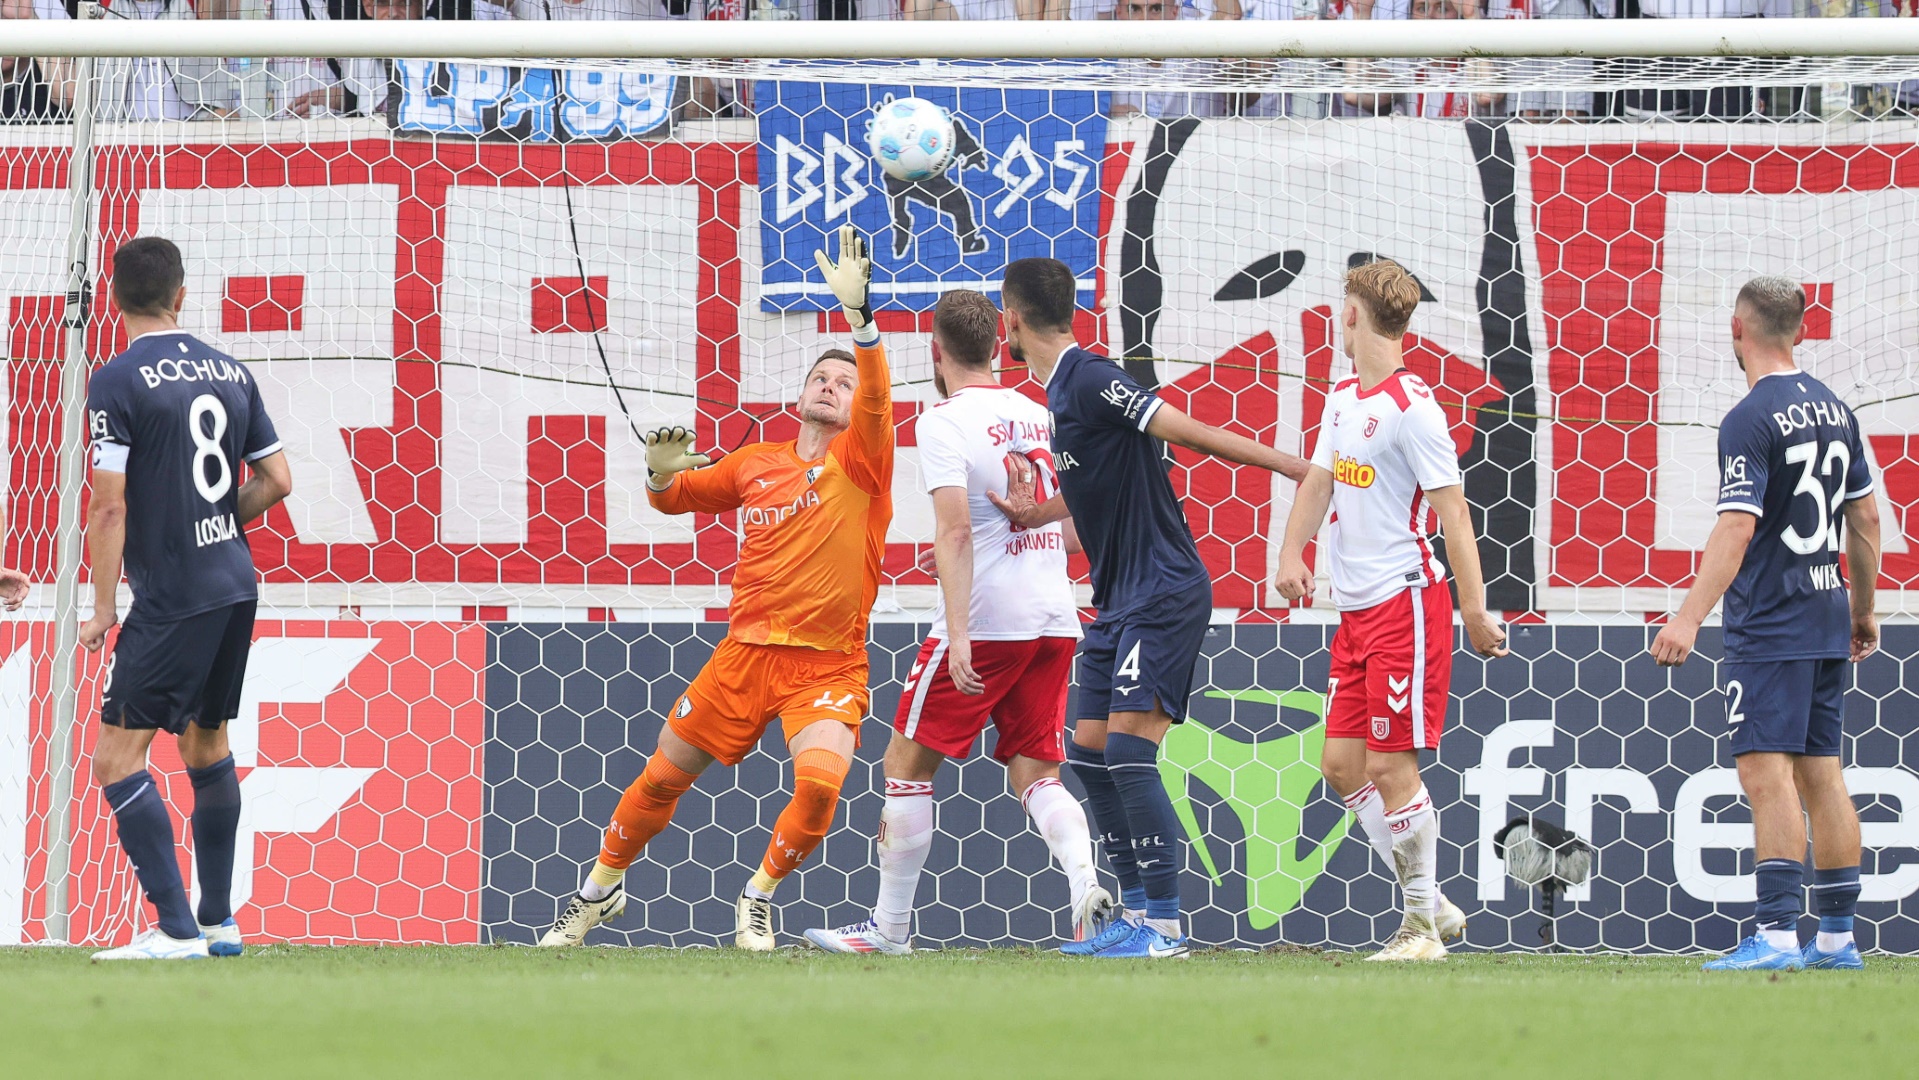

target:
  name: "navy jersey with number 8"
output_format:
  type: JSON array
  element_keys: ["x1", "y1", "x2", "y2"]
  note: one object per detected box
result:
[
  {"x1": 1714, "y1": 369, "x2": 1874, "y2": 661},
  {"x1": 86, "y1": 330, "x2": 282, "y2": 622}
]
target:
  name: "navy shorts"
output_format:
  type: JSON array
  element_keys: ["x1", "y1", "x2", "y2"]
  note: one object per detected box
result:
[
  {"x1": 101, "y1": 601, "x2": 257, "y2": 735},
  {"x1": 1721, "y1": 657, "x2": 1847, "y2": 757},
  {"x1": 1074, "y1": 586, "x2": 1212, "y2": 723}
]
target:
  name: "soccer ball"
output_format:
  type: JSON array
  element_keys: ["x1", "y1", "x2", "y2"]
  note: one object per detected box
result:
[{"x1": 865, "y1": 97, "x2": 957, "y2": 183}]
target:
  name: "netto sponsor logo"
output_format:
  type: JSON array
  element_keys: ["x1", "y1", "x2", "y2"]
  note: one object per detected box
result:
[{"x1": 1334, "y1": 455, "x2": 1376, "y2": 488}]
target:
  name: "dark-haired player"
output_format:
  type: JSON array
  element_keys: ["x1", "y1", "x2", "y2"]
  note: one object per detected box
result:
[
  {"x1": 991, "y1": 258, "x2": 1311, "y2": 959},
  {"x1": 82, "y1": 236, "x2": 293, "y2": 961},
  {"x1": 1652, "y1": 276, "x2": 1880, "y2": 972}
]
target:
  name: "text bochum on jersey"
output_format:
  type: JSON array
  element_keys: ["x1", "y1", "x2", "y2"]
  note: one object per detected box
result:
[
  {"x1": 1715, "y1": 370, "x2": 1874, "y2": 662},
  {"x1": 87, "y1": 331, "x2": 282, "y2": 622}
]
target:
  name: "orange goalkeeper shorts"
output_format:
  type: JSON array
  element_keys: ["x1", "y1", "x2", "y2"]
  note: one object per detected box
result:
[{"x1": 666, "y1": 636, "x2": 870, "y2": 766}]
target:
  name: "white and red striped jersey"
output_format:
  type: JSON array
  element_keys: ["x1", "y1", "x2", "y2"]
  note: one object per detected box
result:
[
  {"x1": 916, "y1": 385, "x2": 1082, "y2": 642},
  {"x1": 1309, "y1": 369, "x2": 1463, "y2": 612}
]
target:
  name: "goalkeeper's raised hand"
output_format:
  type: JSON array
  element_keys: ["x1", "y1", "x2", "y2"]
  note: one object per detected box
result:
[
  {"x1": 644, "y1": 426, "x2": 711, "y2": 491},
  {"x1": 813, "y1": 222, "x2": 874, "y2": 336}
]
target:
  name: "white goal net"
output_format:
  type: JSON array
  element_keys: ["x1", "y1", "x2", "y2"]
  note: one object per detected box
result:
[{"x1": 3, "y1": 19, "x2": 1919, "y2": 953}]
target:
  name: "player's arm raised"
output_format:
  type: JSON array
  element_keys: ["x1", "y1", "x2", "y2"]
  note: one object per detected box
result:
[
  {"x1": 1273, "y1": 465, "x2": 1334, "y2": 604},
  {"x1": 1844, "y1": 492, "x2": 1882, "y2": 662},
  {"x1": 1146, "y1": 404, "x2": 1312, "y2": 483},
  {"x1": 1425, "y1": 484, "x2": 1508, "y2": 659},
  {"x1": 816, "y1": 223, "x2": 894, "y2": 496}
]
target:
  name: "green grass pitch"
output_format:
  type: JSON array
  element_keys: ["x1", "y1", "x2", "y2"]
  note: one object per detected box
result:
[{"x1": 3, "y1": 946, "x2": 1914, "y2": 1078}]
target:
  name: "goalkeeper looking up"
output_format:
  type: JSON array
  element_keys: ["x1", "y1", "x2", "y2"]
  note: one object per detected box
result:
[{"x1": 541, "y1": 225, "x2": 894, "y2": 951}]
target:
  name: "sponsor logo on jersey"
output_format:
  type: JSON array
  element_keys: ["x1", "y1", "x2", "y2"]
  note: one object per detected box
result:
[
  {"x1": 740, "y1": 489, "x2": 821, "y2": 528},
  {"x1": 1099, "y1": 379, "x2": 1149, "y2": 423},
  {"x1": 1406, "y1": 377, "x2": 1432, "y2": 399},
  {"x1": 1333, "y1": 455, "x2": 1377, "y2": 488}
]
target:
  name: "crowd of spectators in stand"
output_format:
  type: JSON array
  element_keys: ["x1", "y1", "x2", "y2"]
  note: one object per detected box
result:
[{"x1": 0, "y1": 0, "x2": 1911, "y2": 123}]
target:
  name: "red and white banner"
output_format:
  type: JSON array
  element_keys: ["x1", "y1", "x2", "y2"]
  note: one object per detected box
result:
[
  {"x1": 0, "y1": 620, "x2": 483, "y2": 945},
  {"x1": 6, "y1": 118, "x2": 1919, "y2": 614}
]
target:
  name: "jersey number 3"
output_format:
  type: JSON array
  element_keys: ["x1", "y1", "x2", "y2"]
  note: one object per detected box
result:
[
  {"x1": 190, "y1": 394, "x2": 232, "y2": 504},
  {"x1": 1781, "y1": 439, "x2": 1849, "y2": 555}
]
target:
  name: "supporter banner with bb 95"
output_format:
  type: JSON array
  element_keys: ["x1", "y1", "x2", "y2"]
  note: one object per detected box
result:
[{"x1": 8, "y1": 120, "x2": 1919, "y2": 609}]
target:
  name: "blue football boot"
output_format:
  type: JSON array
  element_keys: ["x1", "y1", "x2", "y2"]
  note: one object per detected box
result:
[
  {"x1": 1702, "y1": 935, "x2": 1806, "y2": 972},
  {"x1": 1093, "y1": 922, "x2": 1190, "y2": 960},
  {"x1": 1060, "y1": 913, "x2": 1136, "y2": 957},
  {"x1": 1801, "y1": 940, "x2": 1865, "y2": 970}
]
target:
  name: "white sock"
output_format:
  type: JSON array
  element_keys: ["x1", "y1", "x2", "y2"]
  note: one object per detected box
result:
[
  {"x1": 1761, "y1": 929, "x2": 1800, "y2": 951},
  {"x1": 872, "y1": 779, "x2": 934, "y2": 944},
  {"x1": 1145, "y1": 916, "x2": 1182, "y2": 938},
  {"x1": 580, "y1": 879, "x2": 615, "y2": 902},
  {"x1": 1343, "y1": 782, "x2": 1396, "y2": 867},
  {"x1": 1384, "y1": 785, "x2": 1438, "y2": 920},
  {"x1": 1022, "y1": 777, "x2": 1098, "y2": 910},
  {"x1": 1817, "y1": 930, "x2": 1853, "y2": 952}
]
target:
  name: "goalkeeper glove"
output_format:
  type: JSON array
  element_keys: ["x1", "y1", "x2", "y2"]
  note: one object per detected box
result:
[
  {"x1": 644, "y1": 426, "x2": 711, "y2": 491},
  {"x1": 813, "y1": 222, "x2": 874, "y2": 334}
]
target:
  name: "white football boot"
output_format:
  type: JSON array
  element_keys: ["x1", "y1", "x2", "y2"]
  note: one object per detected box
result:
[
  {"x1": 735, "y1": 892, "x2": 777, "y2": 952},
  {"x1": 1071, "y1": 884, "x2": 1117, "y2": 944},
  {"x1": 199, "y1": 918, "x2": 244, "y2": 957},
  {"x1": 802, "y1": 919, "x2": 911, "y2": 955},
  {"x1": 91, "y1": 929, "x2": 210, "y2": 962},
  {"x1": 1434, "y1": 893, "x2": 1466, "y2": 944},
  {"x1": 1366, "y1": 912, "x2": 1448, "y2": 963},
  {"x1": 538, "y1": 885, "x2": 626, "y2": 947}
]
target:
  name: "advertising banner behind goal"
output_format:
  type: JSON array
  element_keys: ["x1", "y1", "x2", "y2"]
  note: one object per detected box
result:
[{"x1": 5, "y1": 113, "x2": 1919, "y2": 950}]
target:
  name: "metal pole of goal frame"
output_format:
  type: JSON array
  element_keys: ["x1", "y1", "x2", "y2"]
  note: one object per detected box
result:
[{"x1": 42, "y1": 1, "x2": 102, "y2": 947}]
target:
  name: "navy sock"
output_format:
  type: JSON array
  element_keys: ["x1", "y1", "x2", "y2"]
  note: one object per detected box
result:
[
  {"x1": 102, "y1": 771, "x2": 196, "y2": 940},
  {"x1": 1754, "y1": 858, "x2": 1805, "y2": 933},
  {"x1": 1812, "y1": 865, "x2": 1861, "y2": 934},
  {"x1": 188, "y1": 755, "x2": 242, "y2": 927},
  {"x1": 1104, "y1": 732, "x2": 1183, "y2": 920},
  {"x1": 1066, "y1": 741, "x2": 1142, "y2": 897}
]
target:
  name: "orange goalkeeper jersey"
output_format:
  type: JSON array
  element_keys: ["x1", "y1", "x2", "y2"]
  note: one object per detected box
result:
[{"x1": 649, "y1": 340, "x2": 894, "y2": 654}]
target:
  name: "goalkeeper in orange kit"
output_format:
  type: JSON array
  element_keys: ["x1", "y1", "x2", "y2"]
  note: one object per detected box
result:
[{"x1": 540, "y1": 225, "x2": 893, "y2": 950}]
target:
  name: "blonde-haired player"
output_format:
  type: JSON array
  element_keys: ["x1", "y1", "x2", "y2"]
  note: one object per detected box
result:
[
  {"x1": 540, "y1": 225, "x2": 893, "y2": 950},
  {"x1": 1273, "y1": 258, "x2": 1508, "y2": 962}
]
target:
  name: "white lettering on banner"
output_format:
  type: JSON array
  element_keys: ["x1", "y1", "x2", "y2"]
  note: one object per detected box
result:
[
  {"x1": 248, "y1": 359, "x2": 395, "y2": 546},
  {"x1": 991, "y1": 134, "x2": 1045, "y2": 219},
  {"x1": 1469, "y1": 721, "x2": 1919, "y2": 907},
  {"x1": 1562, "y1": 768, "x2": 1662, "y2": 902},
  {"x1": 1046, "y1": 140, "x2": 1091, "y2": 211},
  {"x1": 775, "y1": 135, "x2": 823, "y2": 223},
  {"x1": 821, "y1": 133, "x2": 869, "y2": 221},
  {"x1": 1461, "y1": 719, "x2": 1552, "y2": 902},
  {"x1": 194, "y1": 638, "x2": 381, "y2": 918},
  {"x1": 1673, "y1": 766, "x2": 1919, "y2": 904}
]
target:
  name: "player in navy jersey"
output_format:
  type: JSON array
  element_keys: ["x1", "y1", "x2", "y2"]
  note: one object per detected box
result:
[
  {"x1": 990, "y1": 258, "x2": 1311, "y2": 959},
  {"x1": 78, "y1": 238, "x2": 293, "y2": 961},
  {"x1": 1651, "y1": 276, "x2": 1880, "y2": 972}
]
